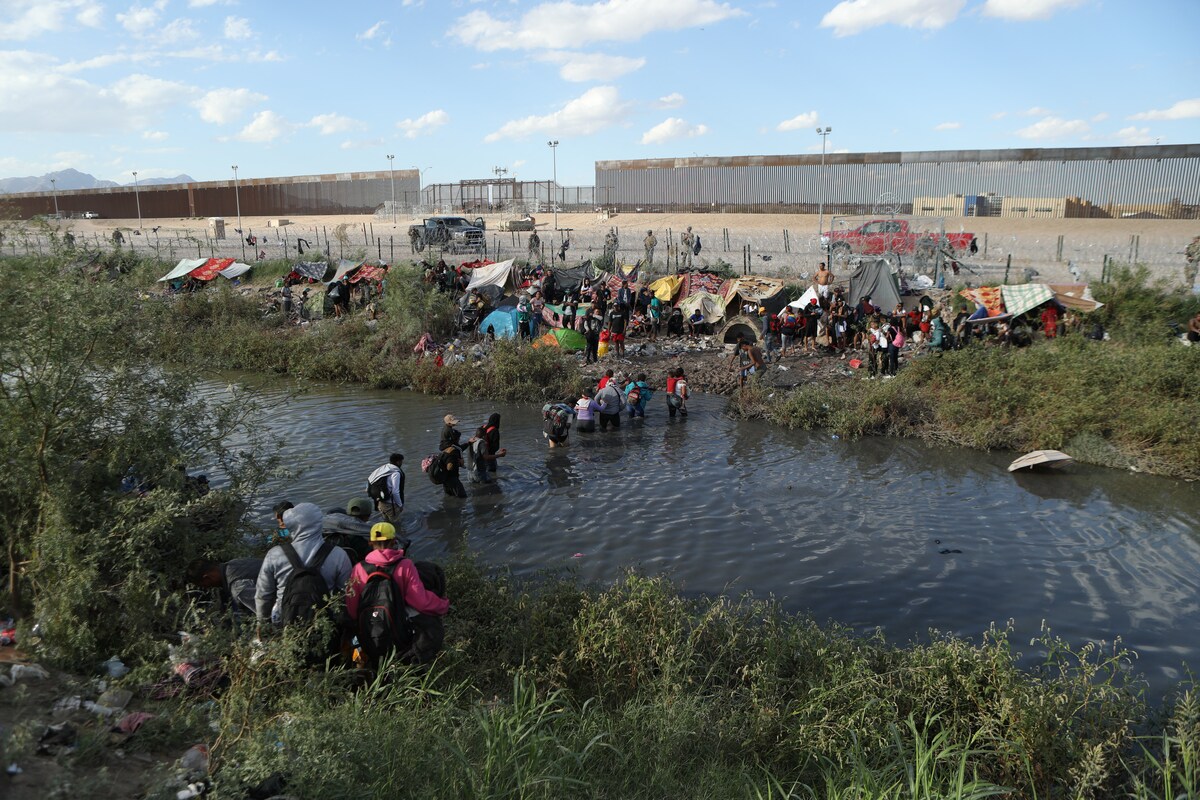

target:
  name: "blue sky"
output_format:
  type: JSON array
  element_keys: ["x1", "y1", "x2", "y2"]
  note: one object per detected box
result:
[{"x1": 2, "y1": 0, "x2": 1198, "y2": 187}]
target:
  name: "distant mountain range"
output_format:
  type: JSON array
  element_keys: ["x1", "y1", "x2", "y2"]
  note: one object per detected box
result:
[{"x1": 0, "y1": 169, "x2": 196, "y2": 195}]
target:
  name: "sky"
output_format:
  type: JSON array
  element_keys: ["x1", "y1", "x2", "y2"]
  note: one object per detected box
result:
[{"x1": 2, "y1": 0, "x2": 1198, "y2": 187}]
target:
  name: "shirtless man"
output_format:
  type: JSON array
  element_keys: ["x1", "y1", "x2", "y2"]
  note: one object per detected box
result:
[
  {"x1": 1187, "y1": 310, "x2": 1200, "y2": 343},
  {"x1": 735, "y1": 340, "x2": 765, "y2": 389},
  {"x1": 813, "y1": 261, "x2": 834, "y2": 299}
]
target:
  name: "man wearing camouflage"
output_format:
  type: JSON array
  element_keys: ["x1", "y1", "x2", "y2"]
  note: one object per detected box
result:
[
  {"x1": 603, "y1": 227, "x2": 619, "y2": 263},
  {"x1": 643, "y1": 230, "x2": 657, "y2": 268},
  {"x1": 528, "y1": 230, "x2": 541, "y2": 266},
  {"x1": 681, "y1": 226, "x2": 695, "y2": 269},
  {"x1": 1185, "y1": 235, "x2": 1200, "y2": 290}
]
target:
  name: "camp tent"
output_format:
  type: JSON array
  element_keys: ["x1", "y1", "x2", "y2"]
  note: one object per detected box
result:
[
  {"x1": 533, "y1": 328, "x2": 587, "y2": 351},
  {"x1": 723, "y1": 276, "x2": 786, "y2": 318},
  {"x1": 847, "y1": 259, "x2": 902, "y2": 312},
  {"x1": 647, "y1": 275, "x2": 682, "y2": 302},
  {"x1": 959, "y1": 286, "x2": 1006, "y2": 318},
  {"x1": 466, "y1": 259, "x2": 519, "y2": 292},
  {"x1": 351, "y1": 264, "x2": 387, "y2": 283},
  {"x1": 158, "y1": 258, "x2": 207, "y2": 282},
  {"x1": 219, "y1": 262, "x2": 252, "y2": 280},
  {"x1": 677, "y1": 291, "x2": 726, "y2": 328},
  {"x1": 551, "y1": 260, "x2": 606, "y2": 295},
  {"x1": 479, "y1": 307, "x2": 520, "y2": 338},
  {"x1": 293, "y1": 261, "x2": 329, "y2": 281},
  {"x1": 1047, "y1": 283, "x2": 1104, "y2": 313},
  {"x1": 158, "y1": 257, "x2": 250, "y2": 283},
  {"x1": 329, "y1": 259, "x2": 361, "y2": 284}
]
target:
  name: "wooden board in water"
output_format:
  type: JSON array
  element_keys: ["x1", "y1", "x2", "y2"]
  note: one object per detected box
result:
[{"x1": 1007, "y1": 450, "x2": 1074, "y2": 472}]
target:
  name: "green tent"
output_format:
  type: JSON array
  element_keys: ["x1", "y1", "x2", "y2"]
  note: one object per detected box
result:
[{"x1": 534, "y1": 328, "x2": 587, "y2": 351}]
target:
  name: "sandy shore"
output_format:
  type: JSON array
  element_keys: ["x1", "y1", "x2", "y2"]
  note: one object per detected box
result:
[{"x1": 22, "y1": 210, "x2": 1200, "y2": 286}]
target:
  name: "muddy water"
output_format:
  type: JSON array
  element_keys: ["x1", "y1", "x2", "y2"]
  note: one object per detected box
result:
[{"x1": 219, "y1": 378, "x2": 1200, "y2": 697}]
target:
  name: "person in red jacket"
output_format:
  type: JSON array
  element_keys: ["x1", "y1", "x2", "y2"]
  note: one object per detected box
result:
[{"x1": 346, "y1": 523, "x2": 449, "y2": 623}]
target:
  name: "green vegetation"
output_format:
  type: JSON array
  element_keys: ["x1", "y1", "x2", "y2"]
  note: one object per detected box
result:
[{"x1": 734, "y1": 267, "x2": 1200, "y2": 480}]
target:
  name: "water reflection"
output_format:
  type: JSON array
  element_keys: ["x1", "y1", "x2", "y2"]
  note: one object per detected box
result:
[{"x1": 207, "y1": 376, "x2": 1200, "y2": 698}]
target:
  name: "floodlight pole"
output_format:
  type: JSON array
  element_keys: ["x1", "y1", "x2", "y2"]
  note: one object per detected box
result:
[
  {"x1": 547, "y1": 140, "x2": 559, "y2": 232},
  {"x1": 50, "y1": 178, "x2": 59, "y2": 217},
  {"x1": 816, "y1": 126, "x2": 832, "y2": 239},
  {"x1": 387, "y1": 154, "x2": 396, "y2": 225},
  {"x1": 231, "y1": 165, "x2": 242, "y2": 233},
  {"x1": 132, "y1": 171, "x2": 142, "y2": 232}
]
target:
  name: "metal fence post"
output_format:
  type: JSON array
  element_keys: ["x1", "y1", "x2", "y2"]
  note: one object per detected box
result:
[{"x1": 1004, "y1": 254, "x2": 1012, "y2": 284}]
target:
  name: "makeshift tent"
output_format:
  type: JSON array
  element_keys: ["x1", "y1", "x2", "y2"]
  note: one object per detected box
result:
[
  {"x1": 158, "y1": 258, "x2": 207, "y2": 282},
  {"x1": 293, "y1": 261, "x2": 329, "y2": 281},
  {"x1": 959, "y1": 286, "x2": 1005, "y2": 318},
  {"x1": 219, "y1": 262, "x2": 252, "y2": 280},
  {"x1": 460, "y1": 283, "x2": 505, "y2": 310},
  {"x1": 189, "y1": 258, "x2": 236, "y2": 281},
  {"x1": 723, "y1": 276, "x2": 787, "y2": 317},
  {"x1": 351, "y1": 264, "x2": 387, "y2": 283},
  {"x1": 479, "y1": 307, "x2": 520, "y2": 338},
  {"x1": 533, "y1": 328, "x2": 587, "y2": 351},
  {"x1": 1001, "y1": 283, "x2": 1055, "y2": 318},
  {"x1": 789, "y1": 286, "x2": 820, "y2": 309},
  {"x1": 329, "y1": 259, "x2": 361, "y2": 284},
  {"x1": 677, "y1": 291, "x2": 726, "y2": 327},
  {"x1": 847, "y1": 259, "x2": 903, "y2": 312},
  {"x1": 675, "y1": 270, "x2": 728, "y2": 304},
  {"x1": 550, "y1": 261, "x2": 605, "y2": 295},
  {"x1": 1047, "y1": 283, "x2": 1104, "y2": 313},
  {"x1": 466, "y1": 259, "x2": 519, "y2": 292},
  {"x1": 459, "y1": 259, "x2": 496, "y2": 270},
  {"x1": 647, "y1": 275, "x2": 682, "y2": 302}
]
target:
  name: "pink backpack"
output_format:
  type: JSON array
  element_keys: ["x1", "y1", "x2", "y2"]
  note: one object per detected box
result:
[{"x1": 892, "y1": 329, "x2": 906, "y2": 348}]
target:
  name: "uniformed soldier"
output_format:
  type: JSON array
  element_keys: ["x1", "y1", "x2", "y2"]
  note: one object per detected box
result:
[
  {"x1": 681, "y1": 226, "x2": 694, "y2": 269},
  {"x1": 1185, "y1": 235, "x2": 1200, "y2": 289},
  {"x1": 643, "y1": 229, "x2": 657, "y2": 267},
  {"x1": 528, "y1": 230, "x2": 541, "y2": 265}
]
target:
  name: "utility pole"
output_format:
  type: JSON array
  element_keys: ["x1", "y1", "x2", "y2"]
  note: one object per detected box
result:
[
  {"x1": 50, "y1": 178, "x2": 59, "y2": 217},
  {"x1": 547, "y1": 140, "x2": 559, "y2": 232},
  {"x1": 132, "y1": 171, "x2": 142, "y2": 231},
  {"x1": 386, "y1": 154, "x2": 396, "y2": 225},
  {"x1": 231, "y1": 165, "x2": 242, "y2": 233},
  {"x1": 816, "y1": 126, "x2": 832, "y2": 239}
]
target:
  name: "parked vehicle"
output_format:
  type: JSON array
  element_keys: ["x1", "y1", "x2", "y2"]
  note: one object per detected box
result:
[
  {"x1": 407, "y1": 216, "x2": 485, "y2": 253},
  {"x1": 820, "y1": 218, "x2": 976, "y2": 267},
  {"x1": 83, "y1": 211, "x2": 101, "y2": 219}
]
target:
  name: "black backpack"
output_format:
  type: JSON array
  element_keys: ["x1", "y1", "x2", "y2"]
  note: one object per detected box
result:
[
  {"x1": 367, "y1": 472, "x2": 390, "y2": 504},
  {"x1": 692, "y1": 236, "x2": 702, "y2": 256},
  {"x1": 279, "y1": 541, "x2": 335, "y2": 626},
  {"x1": 356, "y1": 561, "x2": 414, "y2": 663}
]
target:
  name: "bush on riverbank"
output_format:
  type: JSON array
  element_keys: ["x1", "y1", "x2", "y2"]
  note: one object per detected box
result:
[{"x1": 203, "y1": 564, "x2": 1195, "y2": 799}]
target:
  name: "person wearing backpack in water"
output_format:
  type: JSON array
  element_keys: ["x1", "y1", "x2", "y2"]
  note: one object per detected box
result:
[
  {"x1": 467, "y1": 424, "x2": 506, "y2": 484},
  {"x1": 623, "y1": 373, "x2": 654, "y2": 419},
  {"x1": 255, "y1": 502, "x2": 353, "y2": 628},
  {"x1": 366, "y1": 453, "x2": 405, "y2": 523},
  {"x1": 437, "y1": 430, "x2": 467, "y2": 497},
  {"x1": 346, "y1": 522, "x2": 449, "y2": 668}
]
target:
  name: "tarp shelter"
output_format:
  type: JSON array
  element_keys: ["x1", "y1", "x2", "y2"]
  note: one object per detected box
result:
[
  {"x1": 959, "y1": 286, "x2": 1006, "y2": 318},
  {"x1": 723, "y1": 276, "x2": 786, "y2": 317},
  {"x1": 533, "y1": 328, "x2": 586, "y2": 351},
  {"x1": 218, "y1": 262, "x2": 252, "y2": 280},
  {"x1": 466, "y1": 259, "x2": 519, "y2": 292},
  {"x1": 847, "y1": 259, "x2": 903, "y2": 312},
  {"x1": 351, "y1": 264, "x2": 387, "y2": 283},
  {"x1": 789, "y1": 286, "x2": 820, "y2": 309},
  {"x1": 158, "y1": 258, "x2": 207, "y2": 282},
  {"x1": 677, "y1": 291, "x2": 726, "y2": 327},
  {"x1": 1001, "y1": 283, "x2": 1055, "y2": 318},
  {"x1": 329, "y1": 259, "x2": 361, "y2": 284},
  {"x1": 188, "y1": 258, "x2": 236, "y2": 282},
  {"x1": 1047, "y1": 283, "x2": 1104, "y2": 313},
  {"x1": 648, "y1": 275, "x2": 682, "y2": 302},
  {"x1": 550, "y1": 261, "x2": 605, "y2": 295},
  {"x1": 479, "y1": 307, "x2": 520, "y2": 338},
  {"x1": 293, "y1": 261, "x2": 329, "y2": 281},
  {"x1": 675, "y1": 270, "x2": 727, "y2": 304},
  {"x1": 461, "y1": 284, "x2": 505, "y2": 310}
]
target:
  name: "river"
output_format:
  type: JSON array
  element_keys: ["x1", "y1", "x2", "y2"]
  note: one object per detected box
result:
[{"x1": 221, "y1": 378, "x2": 1200, "y2": 699}]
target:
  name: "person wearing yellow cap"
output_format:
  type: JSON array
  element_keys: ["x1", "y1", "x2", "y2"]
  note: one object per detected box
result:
[{"x1": 346, "y1": 522, "x2": 449, "y2": 666}]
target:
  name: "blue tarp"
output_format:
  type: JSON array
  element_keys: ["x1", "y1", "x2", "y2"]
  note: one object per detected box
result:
[{"x1": 480, "y1": 308, "x2": 520, "y2": 338}]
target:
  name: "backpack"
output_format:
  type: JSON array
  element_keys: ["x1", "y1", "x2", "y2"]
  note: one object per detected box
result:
[
  {"x1": 279, "y1": 541, "x2": 335, "y2": 626},
  {"x1": 428, "y1": 453, "x2": 447, "y2": 485},
  {"x1": 626, "y1": 386, "x2": 642, "y2": 405},
  {"x1": 692, "y1": 236, "x2": 702, "y2": 256},
  {"x1": 542, "y1": 404, "x2": 570, "y2": 436},
  {"x1": 367, "y1": 472, "x2": 390, "y2": 505},
  {"x1": 356, "y1": 561, "x2": 413, "y2": 664}
]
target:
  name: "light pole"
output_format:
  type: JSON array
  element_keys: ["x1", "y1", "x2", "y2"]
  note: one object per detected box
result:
[
  {"x1": 547, "y1": 140, "x2": 559, "y2": 231},
  {"x1": 386, "y1": 154, "x2": 396, "y2": 224},
  {"x1": 50, "y1": 178, "x2": 59, "y2": 217},
  {"x1": 816, "y1": 126, "x2": 831, "y2": 239},
  {"x1": 131, "y1": 171, "x2": 142, "y2": 231},
  {"x1": 231, "y1": 165, "x2": 242, "y2": 234}
]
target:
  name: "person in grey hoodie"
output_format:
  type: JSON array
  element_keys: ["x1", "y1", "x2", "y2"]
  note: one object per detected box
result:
[{"x1": 255, "y1": 502, "x2": 353, "y2": 626}]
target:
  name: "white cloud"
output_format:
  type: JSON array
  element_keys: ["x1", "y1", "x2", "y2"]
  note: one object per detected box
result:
[
  {"x1": 308, "y1": 113, "x2": 365, "y2": 135},
  {"x1": 657, "y1": 92, "x2": 685, "y2": 109},
  {"x1": 160, "y1": 17, "x2": 199, "y2": 43},
  {"x1": 193, "y1": 87, "x2": 268, "y2": 125},
  {"x1": 484, "y1": 86, "x2": 630, "y2": 142},
  {"x1": 0, "y1": 0, "x2": 103, "y2": 40},
  {"x1": 640, "y1": 117, "x2": 708, "y2": 145},
  {"x1": 116, "y1": 0, "x2": 166, "y2": 35},
  {"x1": 1129, "y1": 98, "x2": 1200, "y2": 121},
  {"x1": 1015, "y1": 116, "x2": 1090, "y2": 139},
  {"x1": 1114, "y1": 126, "x2": 1154, "y2": 146},
  {"x1": 982, "y1": 0, "x2": 1085, "y2": 21},
  {"x1": 234, "y1": 110, "x2": 291, "y2": 143},
  {"x1": 1090, "y1": 112, "x2": 1109, "y2": 123},
  {"x1": 357, "y1": 21, "x2": 388, "y2": 40},
  {"x1": 776, "y1": 111, "x2": 819, "y2": 132},
  {"x1": 512, "y1": 159, "x2": 527, "y2": 169},
  {"x1": 114, "y1": 73, "x2": 193, "y2": 109},
  {"x1": 143, "y1": 130, "x2": 169, "y2": 141},
  {"x1": 820, "y1": 0, "x2": 965, "y2": 37},
  {"x1": 396, "y1": 109, "x2": 450, "y2": 139},
  {"x1": 538, "y1": 51, "x2": 646, "y2": 82},
  {"x1": 224, "y1": 16, "x2": 252, "y2": 39},
  {"x1": 990, "y1": 111, "x2": 1007, "y2": 120},
  {"x1": 934, "y1": 121, "x2": 960, "y2": 130},
  {"x1": 453, "y1": 0, "x2": 744, "y2": 51},
  {"x1": 188, "y1": 0, "x2": 234, "y2": 6},
  {"x1": 1021, "y1": 105, "x2": 1052, "y2": 116},
  {"x1": 246, "y1": 50, "x2": 284, "y2": 63}
]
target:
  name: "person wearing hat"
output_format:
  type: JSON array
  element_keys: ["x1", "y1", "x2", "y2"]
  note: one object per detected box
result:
[
  {"x1": 345, "y1": 522, "x2": 450, "y2": 664},
  {"x1": 322, "y1": 496, "x2": 376, "y2": 563},
  {"x1": 437, "y1": 429, "x2": 467, "y2": 498},
  {"x1": 439, "y1": 414, "x2": 461, "y2": 450}
]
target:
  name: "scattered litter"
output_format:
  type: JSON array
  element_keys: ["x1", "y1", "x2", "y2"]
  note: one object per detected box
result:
[
  {"x1": 53, "y1": 696, "x2": 84, "y2": 713},
  {"x1": 848, "y1": 359, "x2": 863, "y2": 369},
  {"x1": 103, "y1": 655, "x2": 129, "y2": 678},
  {"x1": 179, "y1": 744, "x2": 210, "y2": 774},
  {"x1": 6, "y1": 762, "x2": 21, "y2": 776},
  {"x1": 113, "y1": 711, "x2": 156, "y2": 734},
  {"x1": 10, "y1": 663, "x2": 49, "y2": 681},
  {"x1": 176, "y1": 781, "x2": 210, "y2": 799},
  {"x1": 0, "y1": 618, "x2": 15, "y2": 646},
  {"x1": 36, "y1": 722, "x2": 77, "y2": 756},
  {"x1": 831, "y1": 435, "x2": 840, "y2": 440},
  {"x1": 98, "y1": 687, "x2": 133, "y2": 711},
  {"x1": 572, "y1": 552, "x2": 585, "y2": 558}
]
